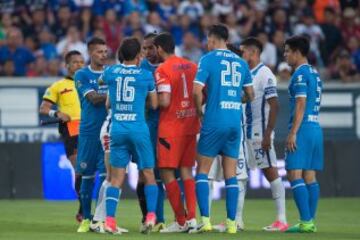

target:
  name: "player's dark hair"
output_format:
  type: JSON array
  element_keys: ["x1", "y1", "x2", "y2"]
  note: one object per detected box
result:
[
  {"x1": 153, "y1": 32, "x2": 175, "y2": 54},
  {"x1": 241, "y1": 37, "x2": 263, "y2": 53},
  {"x1": 226, "y1": 43, "x2": 242, "y2": 57},
  {"x1": 65, "y1": 50, "x2": 81, "y2": 64},
  {"x1": 208, "y1": 24, "x2": 229, "y2": 41},
  {"x1": 87, "y1": 37, "x2": 106, "y2": 49},
  {"x1": 118, "y1": 37, "x2": 141, "y2": 61},
  {"x1": 144, "y1": 32, "x2": 157, "y2": 40},
  {"x1": 285, "y1": 35, "x2": 310, "y2": 56}
]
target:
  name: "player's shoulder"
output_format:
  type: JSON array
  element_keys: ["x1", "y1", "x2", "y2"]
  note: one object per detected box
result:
[
  {"x1": 74, "y1": 66, "x2": 89, "y2": 79},
  {"x1": 258, "y1": 64, "x2": 276, "y2": 79}
]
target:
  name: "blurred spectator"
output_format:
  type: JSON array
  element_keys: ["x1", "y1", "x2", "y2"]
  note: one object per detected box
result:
[
  {"x1": 56, "y1": 25, "x2": 88, "y2": 62},
  {"x1": 294, "y1": 8, "x2": 325, "y2": 66},
  {"x1": 257, "y1": 32, "x2": 277, "y2": 70},
  {"x1": 38, "y1": 28, "x2": 58, "y2": 60},
  {"x1": 27, "y1": 56, "x2": 48, "y2": 77},
  {"x1": 155, "y1": 0, "x2": 176, "y2": 22},
  {"x1": 178, "y1": 32, "x2": 203, "y2": 63},
  {"x1": 347, "y1": 36, "x2": 360, "y2": 72},
  {"x1": 92, "y1": 0, "x2": 125, "y2": 16},
  {"x1": 124, "y1": 0, "x2": 148, "y2": 16},
  {"x1": 102, "y1": 9, "x2": 122, "y2": 54},
  {"x1": 178, "y1": 0, "x2": 204, "y2": 22},
  {"x1": 320, "y1": 7, "x2": 343, "y2": 66},
  {"x1": 248, "y1": 5, "x2": 268, "y2": 37},
  {"x1": 272, "y1": 30, "x2": 286, "y2": 67},
  {"x1": 313, "y1": 0, "x2": 341, "y2": 23},
  {"x1": 171, "y1": 14, "x2": 199, "y2": 46},
  {"x1": 330, "y1": 50, "x2": 359, "y2": 82},
  {"x1": 22, "y1": 8, "x2": 48, "y2": 40},
  {"x1": 0, "y1": 13, "x2": 14, "y2": 42},
  {"x1": 268, "y1": 8, "x2": 292, "y2": 37},
  {"x1": 123, "y1": 11, "x2": 143, "y2": 36},
  {"x1": 144, "y1": 11, "x2": 163, "y2": 34},
  {"x1": 211, "y1": 0, "x2": 234, "y2": 18},
  {"x1": 48, "y1": 58, "x2": 62, "y2": 76},
  {"x1": 79, "y1": 7, "x2": 92, "y2": 40},
  {"x1": 277, "y1": 62, "x2": 292, "y2": 82},
  {"x1": 226, "y1": 13, "x2": 242, "y2": 45},
  {"x1": 0, "y1": 27, "x2": 35, "y2": 76},
  {"x1": 1, "y1": 59, "x2": 15, "y2": 76},
  {"x1": 51, "y1": 5, "x2": 73, "y2": 40},
  {"x1": 341, "y1": 7, "x2": 360, "y2": 41},
  {"x1": 48, "y1": 0, "x2": 78, "y2": 12}
]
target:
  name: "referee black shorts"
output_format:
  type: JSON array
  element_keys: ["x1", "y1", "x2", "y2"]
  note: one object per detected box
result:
[{"x1": 59, "y1": 123, "x2": 78, "y2": 159}]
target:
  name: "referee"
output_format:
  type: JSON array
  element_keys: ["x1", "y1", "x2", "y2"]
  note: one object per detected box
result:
[{"x1": 39, "y1": 50, "x2": 84, "y2": 222}]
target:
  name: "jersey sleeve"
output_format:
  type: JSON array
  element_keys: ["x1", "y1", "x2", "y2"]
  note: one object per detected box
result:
[
  {"x1": 146, "y1": 72, "x2": 156, "y2": 93},
  {"x1": 43, "y1": 82, "x2": 58, "y2": 104},
  {"x1": 242, "y1": 62, "x2": 253, "y2": 87},
  {"x1": 75, "y1": 70, "x2": 95, "y2": 97},
  {"x1": 155, "y1": 65, "x2": 171, "y2": 93},
  {"x1": 263, "y1": 69, "x2": 278, "y2": 99},
  {"x1": 294, "y1": 71, "x2": 307, "y2": 98},
  {"x1": 194, "y1": 55, "x2": 209, "y2": 86}
]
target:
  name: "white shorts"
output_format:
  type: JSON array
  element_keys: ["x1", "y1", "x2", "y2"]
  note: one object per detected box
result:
[
  {"x1": 246, "y1": 138, "x2": 277, "y2": 170},
  {"x1": 100, "y1": 114, "x2": 111, "y2": 153},
  {"x1": 208, "y1": 155, "x2": 248, "y2": 181}
]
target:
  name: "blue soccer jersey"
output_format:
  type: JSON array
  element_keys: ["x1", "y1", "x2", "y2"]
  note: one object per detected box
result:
[
  {"x1": 75, "y1": 66, "x2": 107, "y2": 137},
  {"x1": 140, "y1": 58, "x2": 160, "y2": 127},
  {"x1": 103, "y1": 64, "x2": 156, "y2": 133},
  {"x1": 288, "y1": 64, "x2": 322, "y2": 128},
  {"x1": 195, "y1": 49, "x2": 253, "y2": 129}
]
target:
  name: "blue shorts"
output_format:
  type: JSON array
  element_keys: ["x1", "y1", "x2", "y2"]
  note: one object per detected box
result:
[
  {"x1": 76, "y1": 135, "x2": 105, "y2": 176},
  {"x1": 110, "y1": 132, "x2": 155, "y2": 170},
  {"x1": 285, "y1": 124, "x2": 323, "y2": 170},
  {"x1": 197, "y1": 126, "x2": 241, "y2": 159}
]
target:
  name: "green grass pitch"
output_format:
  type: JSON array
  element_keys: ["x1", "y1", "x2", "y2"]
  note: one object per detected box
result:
[{"x1": 0, "y1": 198, "x2": 359, "y2": 240}]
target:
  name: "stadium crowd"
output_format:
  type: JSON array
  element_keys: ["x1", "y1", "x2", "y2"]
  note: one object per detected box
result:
[{"x1": 0, "y1": 0, "x2": 359, "y2": 82}]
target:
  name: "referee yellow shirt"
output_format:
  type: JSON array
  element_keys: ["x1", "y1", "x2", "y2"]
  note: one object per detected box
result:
[{"x1": 43, "y1": 77, "x2": 81, "y2": 121}]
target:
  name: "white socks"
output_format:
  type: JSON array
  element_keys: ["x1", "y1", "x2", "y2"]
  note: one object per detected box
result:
[
  {"x1": 270, "y1": 177, "x2": 287, "y2": 223},
  {"x1": 93, "y1": 180, "x2": 111, "y2": 222},
  {"x1": 236, "y1": 179, "x2": 247, "y2": 224}
]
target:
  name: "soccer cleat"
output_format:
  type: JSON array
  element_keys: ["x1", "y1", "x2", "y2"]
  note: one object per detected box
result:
[
  {"x1": 152, "y1": 222, "x2": 165, "y2": 232},
  {"x1": 104, "y1": 217, "x2": 121, "y2": 235},
  {"x1": 213, "y1": 223, "x2": 226, "y2": 233},
  {"x1": 160, "y1": 221, "x2": 187, "y2": 233},
  {"x1": 141, "y1": 212, "x2": 156, "y2": 234},
  {"x1": 188, "y1": 217, "x2": 212, "y2": 233},
  {"x1": 184, "y1": 218, "x2": 197, "y2": 233},
  {"x1": 226, "y1": 219, "x2": 237, "y2": 234},
  {"x1": 90, "y1": 221, "x2": 105, "y2": 233},
  {"x1": 263, "y1": 220, "x2": 289, "y2": 232},
  {"x1": 237, "y1": 220, "x2": 245, "y2": 231},
  {"x1": 286, "y1": 221, "x2": 316, "y2": 233},
  {"x1": 77, "y1": 219, "x2": 91, "y2": 233}
]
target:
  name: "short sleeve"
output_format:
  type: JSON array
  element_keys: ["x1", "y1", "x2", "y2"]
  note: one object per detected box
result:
[
  {"x1": 100, "y1": 66, "x2": 110, "y2": 86},
  {"x1": 242, "y1": 62, "x2": 253, "y2": 87},
  {"x1": 194, "y1": 55, "x2": 209, "y2": 86},
  {"x1": 43, "y1": 83, "x2": 58, "y2": 104},
  {"x1": 263, "y1": 70, "x2": 278, "y2": 99},
  {"x1": 294, "y1": 73, "x2": 307, "y2": 98},
  {"x1": 146, "y1": 72, "x2": 156, "y2": 92},
  {"x1": 155, "y1": 66, "x2": 171, "y2": 93},
  {"x1": 75, "y1": 70, "x2": 94, "y2": 97}
]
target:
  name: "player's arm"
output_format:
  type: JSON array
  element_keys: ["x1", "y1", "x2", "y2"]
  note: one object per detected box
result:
[
  {"x1": 155, "y1": 67, "x2": 171, "y2": 108},
  {"x1": 105, "y1": 92, "x2": 110, "y2": 110},
  {"x1": 148, "y1": 91, "x2": 158, "y2": 110},
  {"x1": 193, "y1": 82, "x2": 204, "y2": 120},
  {"x1": 262, "y1": 97, "x2": 279, "y2": 150},
  {"x1": 287, "y1": 73, "x2": 307, "y2": 152},
  {"x1": 86, "y1": 91, "x2": 106, "y2": 105},
  {"x1": 158, "y1": 92, "x2": 170, "y2": 108},
  {"x1": 40, "y1": 85, "x2": 70, "y2": 122},
  {"x1": 242, "y1": 64, "x2": 254, "y2": 102}
]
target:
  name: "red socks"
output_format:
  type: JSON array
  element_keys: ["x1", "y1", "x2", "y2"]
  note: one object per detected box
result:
[
  {"x1": 183, "y1": 179, "x2": 196, "y2": 220},
  {"x1": 165, "y1": 180, "x2": 186, "y2": 225}
]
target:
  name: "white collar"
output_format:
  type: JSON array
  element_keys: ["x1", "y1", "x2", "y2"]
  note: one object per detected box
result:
[{"x1": 88, "y1": 65, "x2": 103, "y2": 73}]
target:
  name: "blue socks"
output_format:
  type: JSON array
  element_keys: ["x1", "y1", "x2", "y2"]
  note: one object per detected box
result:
[
  {"x1": 307, "y1": 182, "x2": 320, "y2": 219},
  {"x1": 291, "y1": 179, "x2": 311, "y2": 222},
  {"x1": 225, "y1": 177, "x2": 239, "y2": 221},
  {"x1": 195, "y1": 173, "x2": 209, "y2": 217},
  {"x1": 106, "y1": 186, "x2": 121, "y2": 217},
  {"x1": 145, "y1": 184, "x2": 158, "y2": 213},
  {"x1": 80, "y1": 176, "x2": 95, "y2": 220},
  {"x1": 156, "y1": 182, "x2": 165, "y2": 223}
]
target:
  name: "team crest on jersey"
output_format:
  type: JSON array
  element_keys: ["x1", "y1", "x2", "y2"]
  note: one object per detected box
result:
[
  {"x1": 80, "y1": 162, "x2": 87, "y2": 169},
  {"x1": 268, "y1": 78, "x2": 274, "y2": 85}
]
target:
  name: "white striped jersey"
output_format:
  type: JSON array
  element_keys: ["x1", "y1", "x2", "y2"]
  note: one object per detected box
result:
[{"x1": 244, "y1": 63, "x2": 278, "y2": 139}]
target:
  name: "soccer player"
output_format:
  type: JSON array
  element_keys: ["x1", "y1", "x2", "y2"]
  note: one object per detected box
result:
[
  {"x1": 74, "y1": 37, "x2": 108, "y2": 233},
  {"x1": 103, "y1": 37, "x2": 159, "y2": 234},
  {"x1": 136, "y1": 32, "x2": 166, "y2": 232},
  {"x1": 284, "y1": 35, "x2": 323, "y2": 233},
  {"x1": 240, "y1": 37, "x2": 288, "y2": 231},
  {"x1": 193, "y1": 24, "x2": 254, "y2": 234},
  {"x1": 209, "y1": 43, "x2": 249, "y2": 232},
  {"x1": 39, "y1": 50, "x2": 84, "y2": 222},
  {"x1": 154, "y1": 32, "x2": 200, "y2": 233}
]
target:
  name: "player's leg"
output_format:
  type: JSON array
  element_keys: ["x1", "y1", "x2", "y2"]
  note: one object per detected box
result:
[
  {"x1": 154, "y1": 169, "x2": 165, "y2": 228},
  {"x1": 262, "y1": 166, "x2": 288, "y2": 231},
  {"x1": 303, "y1": 170, "x2": 319, "y2": 221},
  {"x1": 222, "y1": 155, "x2": 239, "y2": 234},
  {"x1": 236, "y1": 179, "x2": 247, "y2": 231},
  {"x1": 136, "y1": 172, "x2": 147, "y2": 224},
  {"x1": 140, "y1": 168, "x2": 158, "y2": 233}
]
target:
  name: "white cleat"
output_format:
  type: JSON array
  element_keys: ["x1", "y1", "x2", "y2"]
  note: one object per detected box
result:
[
  {"x1": 90, "y1": 221, "x2": 128, "y2": 234},
  {"x1": 185, "y1": 218, "x2": 197, "y2": 233},
  {"x1": 160, "y1": 221, "x2": 187, "y2": 233},
  {"x1": 213, "y1": 223, "x2": 226, "y2": 233},
  {"x1": 237, "y1": 220, "x2": 245, "y2": 231}
]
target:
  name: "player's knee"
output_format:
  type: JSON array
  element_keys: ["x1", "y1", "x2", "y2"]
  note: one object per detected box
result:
[
  {"x1": 263, "y1": 167, "x2": 279, "y2": 182},
  {"x1": 287, "y1": 170, "x2": 302, "y2": 181},
  {"x1": 142, "y1": 169, "x2": 156, "y2": 185},
  {"x1": 303, "y1": 171, "x2": 316, "y2": 184},
  {"x1": 180, "y1": 167, "x2": 193, "y2": 180}
]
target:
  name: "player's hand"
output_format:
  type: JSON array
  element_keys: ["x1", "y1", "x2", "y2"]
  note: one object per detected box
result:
[
  {"x1": 262, "y1": 132, "x2": 271, "y2": 151},
  {"x1": 286, "y1": 132, "x2": 297, "y2": 152},
  {"x1": 57, "y1": 112, "x2": 71, "y2": 122}
]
